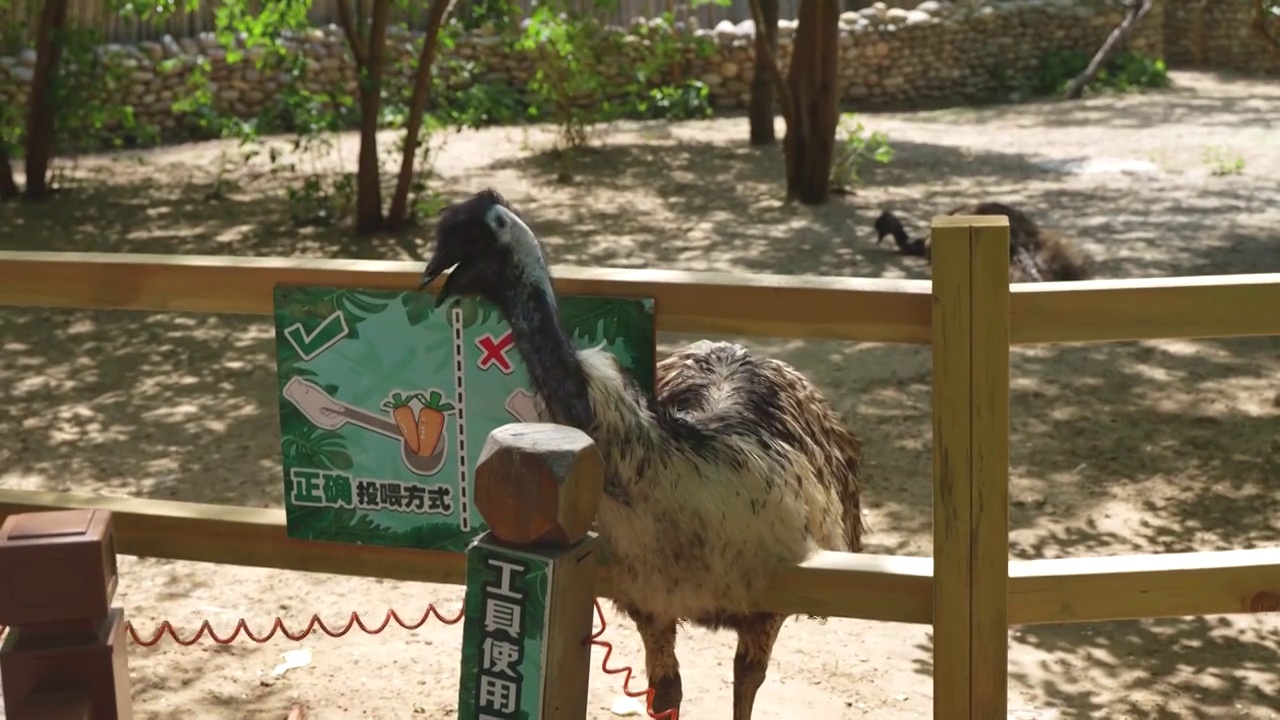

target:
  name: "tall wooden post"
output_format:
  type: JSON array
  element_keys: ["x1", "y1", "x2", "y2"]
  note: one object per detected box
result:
[
  {"x1": 930, "y1": 215, "x2": 1011, "y2": 720},
  {"x1": 457, "y1": 423, "x2": 604, "y2": 720},
  {"x1": 0, "y1": 509, "x2": 133, "y2": 720}
]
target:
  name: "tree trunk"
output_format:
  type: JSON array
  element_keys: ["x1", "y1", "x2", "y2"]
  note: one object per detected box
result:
[
  {"x1": 0, "y1": 144, "x2": 18, "y2": 200},
  {"x1": 1252, "y1": 0, "x2": 1280, "y2": 52},
  {"x1": 1063, "y1": 0, "x2": 1154, "y2": 100},
  {"x1": 349, "y1": 0, "x2": 392, "y2": 234},
  {"x1": 23, "y1": 0, "x2": 69, "y2": 200},
  {"x1": 782, "y1": 0, "x2": 840, "y2": 204},
  {"x1": 748, "y1": 0, "x2": 779, "y2": 146},
  {"x1": 353, "y1": 84, "x2": 384, "y2": 233},
  {"x1": 385, "y1": 0, "x2": 452, "y2": 230}
]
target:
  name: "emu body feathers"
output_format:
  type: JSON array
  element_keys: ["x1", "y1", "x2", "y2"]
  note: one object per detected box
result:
[
  {"x1": 874, "y1": 202, "x2": 1095, "y2": 282},
  {"x1": 575, "y1": 340, "x2": 864, "y2": 619}
]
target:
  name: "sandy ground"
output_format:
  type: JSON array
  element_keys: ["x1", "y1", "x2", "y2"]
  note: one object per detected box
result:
[{"x1": 1, "y1": 70, "x2": 1278, "y2": 719}]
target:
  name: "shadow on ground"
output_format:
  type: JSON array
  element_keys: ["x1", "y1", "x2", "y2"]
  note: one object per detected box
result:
[
  {"x1": 908, "y1": 608, "x2": 1280, "y2": 719},
  {"x1": 480, "y1": 135, "x2": 1279, "y2": 281},
  {"x1": 886, "y1": 71, "x2": 1279, "y2": 132},
  {"x1": 0, "y1": 308, "x2": 280, "y2": 506}
]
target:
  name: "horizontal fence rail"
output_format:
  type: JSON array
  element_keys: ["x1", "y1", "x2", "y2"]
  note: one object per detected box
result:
[
  {"x1": 0, "y1": 489, "x2": 934, "y2": 625},
  {"x1": 0, "y1": 489, "x2": 1275, "y2": 627},
  {"x1": 0, "y1": 251, "x2": 934, "y2": 343},
  {"x1": 1, "y1": 239, "x2": 1279, "y2": 716},
  {"x1": 1, "y1": 233, "x2": 1279, "y2": 720},
  {"x1": 2, "y1": 252, "x2": 1280, "y2": 344}
]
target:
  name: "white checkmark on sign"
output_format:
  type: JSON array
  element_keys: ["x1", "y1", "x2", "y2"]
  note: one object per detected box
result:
[{"x1": 283, "y1": 311, "x2": 351, "y2": 361}]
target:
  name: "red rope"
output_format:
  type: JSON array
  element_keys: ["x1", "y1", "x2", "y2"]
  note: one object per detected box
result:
[
  {"x1": 0, "y1": 605, "x2": 463, "y2": 647},
  {"x1": 126, "y1": 605, "x2": 464, "y2": 646},
  {"x1": 589, "y1": 599, "x2": 679, "y2": 720},
  {"x1": 2, "y1": 600, "x2": 675, "y2": 719}
]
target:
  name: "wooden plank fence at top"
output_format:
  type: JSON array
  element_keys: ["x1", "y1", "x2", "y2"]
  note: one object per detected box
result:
[
  {"x1": 0, "y1": 251, "x2": 935, "y2": 344},
  {"x1": 2, "y1": 252, "x2": 1280, "y2": 345},
  {"x1": 0, "y1": 236, "x2": 1277, "y2": 718}
]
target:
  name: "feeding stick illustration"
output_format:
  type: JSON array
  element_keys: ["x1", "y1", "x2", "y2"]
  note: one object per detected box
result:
[{"x1": 282, "y1": 376, "x2": 449, "y2": 477}]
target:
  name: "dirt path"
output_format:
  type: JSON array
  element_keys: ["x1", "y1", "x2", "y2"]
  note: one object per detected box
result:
[{"x1": 1, "y1": 70, "x2": 1278, "y2": 719}]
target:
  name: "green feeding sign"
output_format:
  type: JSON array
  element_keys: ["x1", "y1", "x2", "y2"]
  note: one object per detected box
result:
[
  {"x1": 271, "y1": 285, "x2": 655, "y2": 553},
  {"x1": 457, "y1": 541, "x2": 552, "y2": 719}
]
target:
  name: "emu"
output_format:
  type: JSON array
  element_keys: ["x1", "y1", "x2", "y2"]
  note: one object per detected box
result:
[
  {"x1": 874, "y1": 202, "x2": 1094, "y2": 282},
  {"x1": 420, "y1": 189, "x2": 866, "y2": 720},
  {"x1": 874, "y1": 209, "x2": 929, "y2": 258}
]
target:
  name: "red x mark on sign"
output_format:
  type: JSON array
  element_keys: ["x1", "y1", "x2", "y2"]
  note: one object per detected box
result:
[{"x1": 476, "y1": 331, "x2": 516, "y2": 374}]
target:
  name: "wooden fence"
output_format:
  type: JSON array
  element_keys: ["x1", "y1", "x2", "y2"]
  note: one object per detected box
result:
[
  {"x1": 0, "y1": 217, "x2": 1279, "y2": 718},
  {"x1": 0, "y1": 0, "x2": 806, "y2": 46}
]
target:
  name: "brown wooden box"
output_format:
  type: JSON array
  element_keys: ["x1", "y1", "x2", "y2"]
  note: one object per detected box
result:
[
  {"x1": 1, "y1": 607, "x2": 133, "y2": 720},
  {"x1": 0, "y1": 510, "x2": 119, "y2": 627}
]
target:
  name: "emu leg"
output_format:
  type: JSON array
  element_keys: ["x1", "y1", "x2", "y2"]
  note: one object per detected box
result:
[
  {"x1": 1010, "y1": 245, "x2": 1043, "y2": 283},
  {"x1": 732, "y1": 613, "x2": 786, "y2": 720},
  {"x1": 630, "y1": 609, "x2": 682, "y2": 715}
]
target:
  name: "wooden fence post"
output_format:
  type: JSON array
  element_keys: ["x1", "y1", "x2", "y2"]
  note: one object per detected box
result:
[
  {"x1": 930, "y1": 215, "x2": 1011, "y2": 720},
  {"x1": 0, "y1": 509, "x2": 132, "y2": 720},
  {"x1": 457, "y1": 423, "x2": 604, "y2": 720}
]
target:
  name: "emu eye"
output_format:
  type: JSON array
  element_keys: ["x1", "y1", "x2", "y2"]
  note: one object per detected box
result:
[{"x1": 493, "y1": 214, "x2": 508, "y2": 230}]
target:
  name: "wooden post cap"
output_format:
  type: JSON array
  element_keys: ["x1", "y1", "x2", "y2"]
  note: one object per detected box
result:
[
  {"x1": 474, "y1": 423, "x2": 604, "y2": 548},
  {"x1": 0, "y1": 510, "x2": 118, "y2": 626}
]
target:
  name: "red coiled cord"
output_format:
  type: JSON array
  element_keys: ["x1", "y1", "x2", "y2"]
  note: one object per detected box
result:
[
  {"x1": 126, "y1": 605, "x2": 464, "y2": 646},
  {"x1": 589, "y1": 599, "x2": 679, "y2": 720},
  {"x1": 1, "y1": 599, "x2": 674, "y2": 719}
]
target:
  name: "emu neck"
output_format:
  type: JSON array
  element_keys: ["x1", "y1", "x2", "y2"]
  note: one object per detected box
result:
[{"x1": 498, "y1": 280, "x2": 596, "y2": 432}]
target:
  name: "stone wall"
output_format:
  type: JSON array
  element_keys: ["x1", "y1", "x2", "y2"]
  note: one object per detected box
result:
[
  {"x1": 1163, "y1": 0, "x2": 1280, "y2": 75},
  {"x1": 0, "y1": 0, "x2": 1187, "y2": 135}
]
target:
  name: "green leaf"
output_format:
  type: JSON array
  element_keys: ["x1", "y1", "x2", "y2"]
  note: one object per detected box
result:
[
  {"x1": 557, "y1": 296, "x2": 656, "y2": 398},
  {"x1": 282, "y1": 424, "x2": 354, "y2": 471},
  {"x1": 289, "y1": 506, "x2": 481, "y2": 553}
]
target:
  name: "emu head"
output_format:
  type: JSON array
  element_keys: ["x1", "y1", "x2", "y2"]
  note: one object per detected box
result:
[
  {"x1": 418, "y1": 188, "x2": 552, "y2": 310},
  {"x1": 873, "y1": 210, "x2": 908, "y2": 246}
]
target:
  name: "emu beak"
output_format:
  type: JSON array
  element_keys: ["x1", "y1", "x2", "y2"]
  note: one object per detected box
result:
[
  {"x1": 418, "y1": 257, "x2": 457, "y2": 309},
  {"x1": 418, "y1": 260, "x2": 444, "y2": 292}
]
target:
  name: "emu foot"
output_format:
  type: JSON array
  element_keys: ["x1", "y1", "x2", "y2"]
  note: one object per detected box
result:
[{"x1": 649, "y1": 674, "x2": 683, "y2": 716}]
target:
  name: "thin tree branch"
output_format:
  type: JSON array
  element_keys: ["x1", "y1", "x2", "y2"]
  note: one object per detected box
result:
[
  {"x1": 1253, "y1": 0, "x2": 1280, "y2": 52},
  {"x1": 747, "y1": 0, "x2": 794, "y2": 128},
  {"x1": 1062, "y1": 0, "x2": 1153, "y2": 100},
  {"x1": 366, "y1": 0, "x2": 391, "y2": 82},
  {"x1": 386, "y1": 0, "x2": 456, "y2": 226},
  {"x1": 336, "y1": 0, "x2": 368, "y2": 68},
  {"x1": 0, "y1": 144, "x2": 18, "y2": 200}
]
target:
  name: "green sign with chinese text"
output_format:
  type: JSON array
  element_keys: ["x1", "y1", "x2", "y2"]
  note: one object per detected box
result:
[
  {"x1": 272, "y1": 285, "x2": 654, "y2": 553},
  {"x1": 457, "y1": 538, "x2": 552, "y2": 719}
]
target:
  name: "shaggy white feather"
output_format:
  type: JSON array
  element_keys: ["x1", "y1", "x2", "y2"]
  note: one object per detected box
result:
[{"x1": 572, "y1": 346, "x2": 836, "y2": 619}]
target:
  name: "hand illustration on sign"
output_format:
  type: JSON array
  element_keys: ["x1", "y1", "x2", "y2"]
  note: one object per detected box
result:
[{"x1": 282, "y1": 377, "x2": 451, "y2": 476}]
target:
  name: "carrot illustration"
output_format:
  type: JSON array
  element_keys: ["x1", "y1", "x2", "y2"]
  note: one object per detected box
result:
[
  {"x1": 413, "y1": 390, "x2": 456, "y2": 458},
  {"x1": 381, "y1": 392, "x2": 420, "y2": 454}
]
